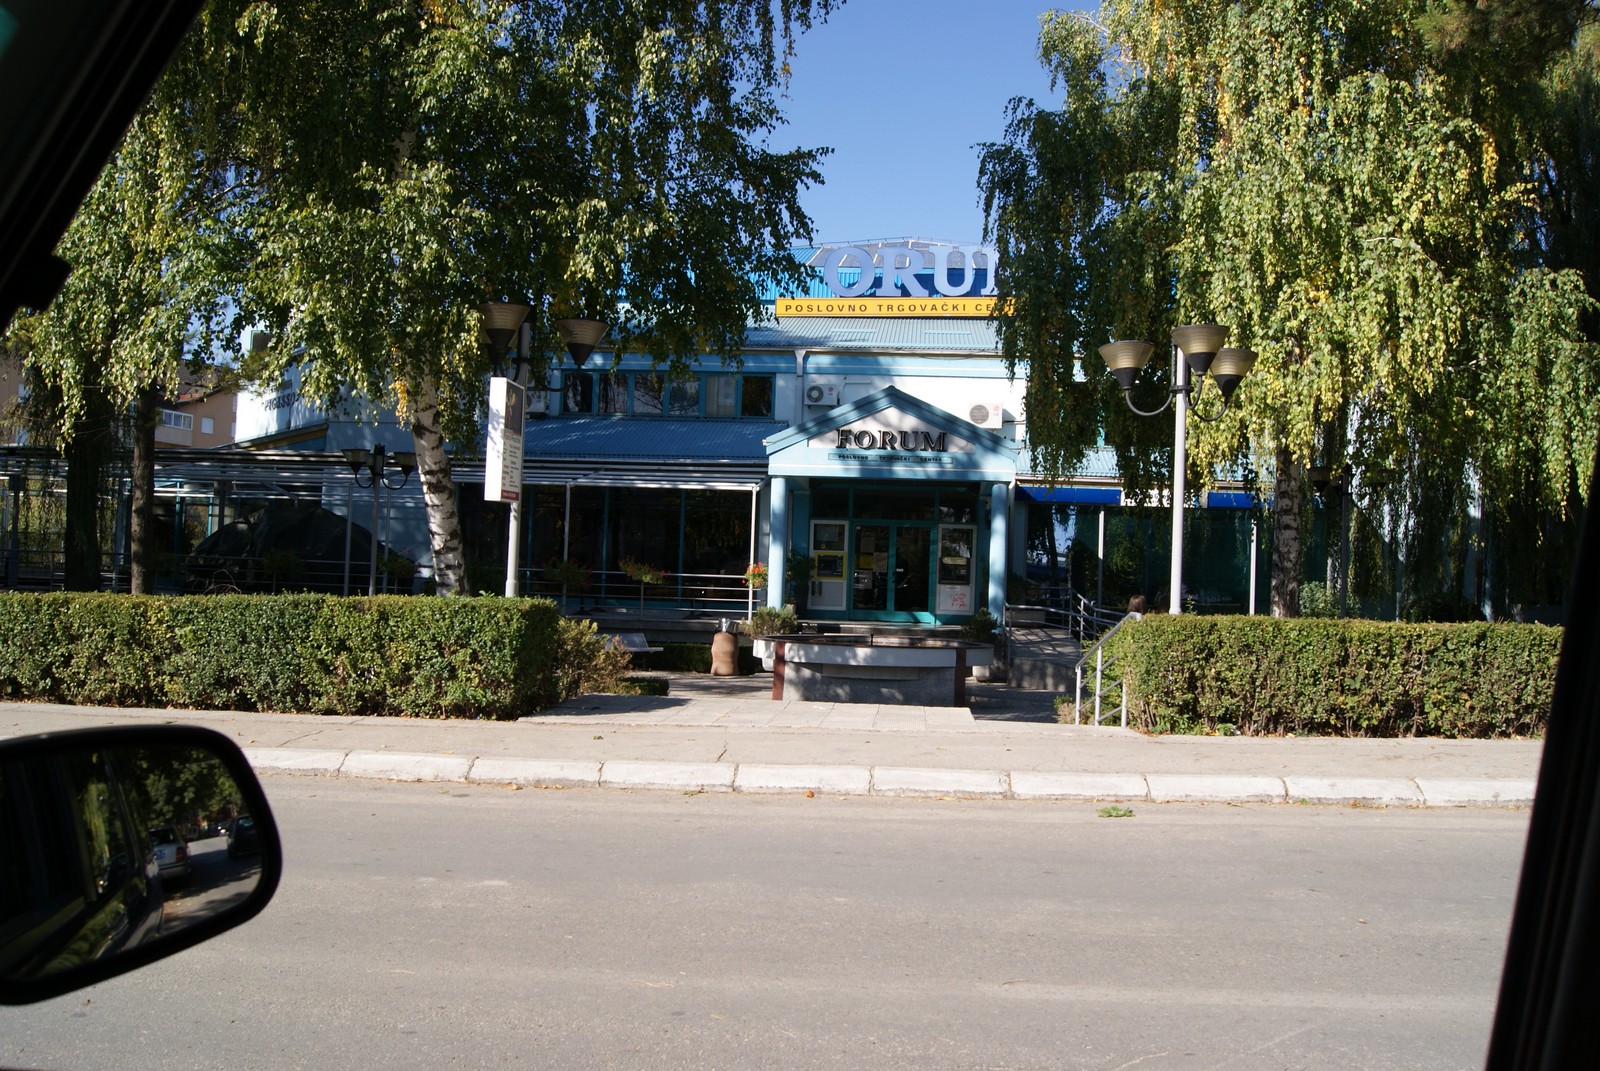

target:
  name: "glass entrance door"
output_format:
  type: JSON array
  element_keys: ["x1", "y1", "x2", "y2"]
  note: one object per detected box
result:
[{"x1": 851, "y1": 524, "x2": 932, "y2": 618}]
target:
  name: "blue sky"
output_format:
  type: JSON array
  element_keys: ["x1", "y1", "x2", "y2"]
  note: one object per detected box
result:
[{"x1": 773, "y1": 1, "x2": 1084, "y2": 247}]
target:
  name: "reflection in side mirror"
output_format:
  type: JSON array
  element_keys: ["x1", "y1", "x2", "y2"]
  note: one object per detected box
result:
[{"x1": 0, "y1": 725, "x2": 281, "y2": 1004}]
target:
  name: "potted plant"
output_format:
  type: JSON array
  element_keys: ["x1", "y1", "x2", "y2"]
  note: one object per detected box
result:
[
  {"x1": 618, "y1": 556, "x2": 665, "y2": 612},
  {"x1": 740, "y1": 605, "x2": 799, "y2": 670},
  {"x1": 545, "y1": 558, "x2": 591, "y2": 609},
  {"x1": 785, "y1": 550, "x2": 812, "y2": 615},
  {"x1": 742, "y1": 561, "x2": 768, "y2": 589}
]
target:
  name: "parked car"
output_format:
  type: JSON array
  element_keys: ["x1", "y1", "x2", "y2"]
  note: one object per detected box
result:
[
  {"x1": 147, "y1": 825, "x2": 191, "y2": 885},
  {"x1": 227, "y1": 815, "x2": 261, "y2": 859}
]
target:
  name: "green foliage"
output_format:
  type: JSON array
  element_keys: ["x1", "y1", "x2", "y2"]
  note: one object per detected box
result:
[
  {"x1": 740, "y1": 606, "x2": 798, "y2": 636},
  {"x1": 1105, "y1": 614, "x2": 1560, "y2": 737},
  {"x1": 1298, "y1": 582, "x2": 1338, "y2": 618},
  {"x1": 980, "y1": 1, "x2": 1600, "y2": 616},
  {"x1": 618, "y1": 675, "x2": 671, "y2": 697},
  {"x1": 132, "y1": 746, "x2": 243, "y2": 832},
  {"x1": 0, "y1": 593, "x2": 618, "y2": 719},
  {"x1": 959, "y1": 608, "x2": 1001, "y2": 643}
]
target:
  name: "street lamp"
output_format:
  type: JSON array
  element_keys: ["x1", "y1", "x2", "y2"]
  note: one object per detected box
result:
[
  {"x1": 1099, "y1": 325, "x2": 1257, "y2": 615},
  {"x1": 555, "y1": 317, "x2": 609, "y2": 369},
  {"x1": 341, "y1": 444, "x2": 416, "y2": 596},
  {"x1": 480, "y1": 301, "x2": 609, "y2": 597}
]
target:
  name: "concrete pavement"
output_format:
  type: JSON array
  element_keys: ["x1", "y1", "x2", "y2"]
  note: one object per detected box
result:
[{"x1": 0, "y1": 671, "x2": 1542, "y2": 807}]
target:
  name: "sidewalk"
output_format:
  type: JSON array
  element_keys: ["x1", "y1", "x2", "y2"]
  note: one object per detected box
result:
[{"x1": 0, "y1": 672, "x2": 1542, "y2": 807}]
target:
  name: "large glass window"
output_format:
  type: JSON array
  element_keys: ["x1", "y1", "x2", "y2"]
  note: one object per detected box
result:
[
  {"x1": 598, "y1": 373, "x2": 628, "y2": 414},
  {"x1": 633, "y1": 374, "x2": 665, "y2": 415},
  {"x1": 667, "y1": 376, "x2": 700, "y2": 415},
  {"x1": 705, "y1": 374, "x2": 737, "y2": 417},
  {"x1": 562, "y1": 372, "x2": 593, "y2": 415},
  {"x1": 741, "y1": 375, "x2": 774, "y2": 417}
]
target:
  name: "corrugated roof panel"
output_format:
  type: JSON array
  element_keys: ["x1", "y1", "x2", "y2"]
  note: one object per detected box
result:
[{"x1": 523, "y1": 417, "x2": 779, "y2": 463}]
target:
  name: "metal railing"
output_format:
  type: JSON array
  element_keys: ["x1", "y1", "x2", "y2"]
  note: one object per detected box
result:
[
  {"x1": 1073, "y1": 611, "x2": 1142, "y2": 727},
  {"x1": 1007, "y1": 584, "x2": 1124, "y2": 644}
]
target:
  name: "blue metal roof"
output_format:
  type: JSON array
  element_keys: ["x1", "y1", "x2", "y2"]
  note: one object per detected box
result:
[{"x1": 523, "y1": 417, "x2": 779, "y2": 463}]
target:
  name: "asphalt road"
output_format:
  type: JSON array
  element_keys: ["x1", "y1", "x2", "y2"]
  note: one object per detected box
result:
[{"x1": 3, "y1": 776, "x2": 1530, "y2": 1070}]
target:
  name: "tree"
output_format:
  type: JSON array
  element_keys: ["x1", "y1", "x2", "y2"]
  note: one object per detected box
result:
[
  {"x1": 2, "y1": 86, "x2": 244, "y2": 592},
  {"x1": 198, "y1": 0, "x2": 838, "y2": 594},
  {"x1": 980, "y1": 1, "x2": 1598, "y2": 618}
]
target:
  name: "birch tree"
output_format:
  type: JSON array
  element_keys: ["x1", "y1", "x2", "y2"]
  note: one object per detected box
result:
[{"x1": 205, "y1": 0, "x2": 837, "y2": 594}]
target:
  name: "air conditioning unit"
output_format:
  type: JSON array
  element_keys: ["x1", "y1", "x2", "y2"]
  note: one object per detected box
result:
[
  {"x1": 805, "y1": 383, "x2": 838, "y2": 407},
  {"x1": 968, "y1": 400, "x2": 1004, "y2": 429}
]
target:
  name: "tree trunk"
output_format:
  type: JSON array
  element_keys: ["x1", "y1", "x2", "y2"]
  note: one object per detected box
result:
[
  {"x1": 63, "y1": 380, "x2": 116, "y2": 591},
  {"x1": 1270, "y1": 446, "x2": 1302, "y2": 617},
  {"x1": 409, "y1": 376, "x2": 468, "y2": 595},
  {"x1": 129, "y1": 386, "x2": 159, "y2": 594}
]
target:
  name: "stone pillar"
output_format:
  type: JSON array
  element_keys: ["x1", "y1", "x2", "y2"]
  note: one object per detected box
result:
[{"x1": 988, "y1": 481, "x2": 1009, "y2": 619}]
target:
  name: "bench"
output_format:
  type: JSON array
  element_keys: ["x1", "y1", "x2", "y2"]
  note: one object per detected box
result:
[{"x1": 609, "y1": 632, "x2": 664, "y2": 666}]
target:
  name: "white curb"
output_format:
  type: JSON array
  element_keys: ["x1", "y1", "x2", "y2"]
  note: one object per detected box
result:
[
  {"x1": 1146, "y1": 774, "x2": 1287, "y2": 803},
  {"x1": 341, "y1": 750, "x2": 474, "y2": 782},
  {"x1": 871, "y1": 766, "x2": 1009, "y2": 798},
  {"x1": 1009, "y1": 772, "x2": 1149, "y2": 800},
  {"x1": 468, "y1": 758, "x2": 601, "y2": 788},
  {"x1": 1416, "y1": 778, "x2": 1536, "y2": 808},
  {"x1": 733, "y1": 764, "x2": 872, "y2": 795},
  {"x1": 1283, "y1": 776, "x2": 1424, "y2": 806},
  {"x1": 244, "y1": 747, "x2": 347, "y2": 774},
  {"x1": 599, "y1": 760, "x2": 736, "y2": 792}
]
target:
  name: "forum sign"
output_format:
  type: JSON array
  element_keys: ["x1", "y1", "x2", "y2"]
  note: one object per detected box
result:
[{"x1": 776, "y1": 240, "x2": 1001, "y2": 317}]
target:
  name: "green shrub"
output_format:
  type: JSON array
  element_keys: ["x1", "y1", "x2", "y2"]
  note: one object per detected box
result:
[
  {"x1": 1298, "y1": 582, "x2": 1337, "y2": 618},
  {"x1": 0, "y1": 592, "x2": 618, "y2": 720},
  {"x1": 740, "y1": 606, "x2": 798, "y2": 636},
  {"x1": 618, "y1": 674, "x2": 670, "y2": 696},
  {"x1": 1104, "y1": 615, "x2": 1559, "y2": 738}
]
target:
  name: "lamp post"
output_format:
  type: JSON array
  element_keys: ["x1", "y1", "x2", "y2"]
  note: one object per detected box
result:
[
  {"x1": 480, "y1": 301, "x2": 609, "y2": 597},
  {"x1": 341, "y1": 445, "x2": 416, "y2": 596},
  {"x1": 1099, "y1": 325, "x2": 1256, "y2": 615}
]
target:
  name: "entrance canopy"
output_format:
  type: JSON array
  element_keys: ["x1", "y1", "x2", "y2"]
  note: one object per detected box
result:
[{"x1": 765, "y1": 386, "x2": 1019, "y2": 483}]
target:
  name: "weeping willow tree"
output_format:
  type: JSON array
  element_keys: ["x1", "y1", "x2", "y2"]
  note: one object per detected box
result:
[
  {"x1": 187, "y1": 0, "x2": 839, "y2": 594},
  {"x1": 981, "y1": 0, "x2": 1597, "y2": 617}
]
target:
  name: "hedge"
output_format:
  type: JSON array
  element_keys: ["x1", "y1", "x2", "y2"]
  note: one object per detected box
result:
[
  {"x1": 1103, "y1": 615, "x2": 1561, "y2": 738},
  {"x1": 0, "y1": 592, "x2": 631, "y2": 719}
]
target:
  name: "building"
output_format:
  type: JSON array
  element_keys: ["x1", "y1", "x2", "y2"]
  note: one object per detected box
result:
[{"x1": 158, "y1": 239, "x2": 1269, "y2": 616}]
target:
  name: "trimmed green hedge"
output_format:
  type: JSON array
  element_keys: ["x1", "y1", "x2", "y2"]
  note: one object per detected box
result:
[
  {"x1": 1103, "y1": 615, "x2": 1561, "y2": 738},
  {"x1": 0, "y1": 593, "x2": 631, "y2": 719}
]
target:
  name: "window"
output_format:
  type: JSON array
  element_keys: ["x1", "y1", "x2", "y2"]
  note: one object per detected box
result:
[
  {"x1": 598, "y1": 373, "x2": 628, "y2": 414},
  {"x1": 741, "y1": 375, "x2": 774, "y2": 417},
  {"x1": 160, "y1": 410, "x2": 193, "y2": 431},
  {"x1": 562, "y1": 373, "x2": 593, "y2": 415},
  {"x1": 633, "y1": 374, "x2": 665, "y2": 415},
  {"x1": 199, "y1": 416, "x2": 215, "y2": 436},
  {"x1": 667, "y1": 376, "x2": 700, "y2": 415},
  {"x1": 706, "y1": 374, "x2": 737, "y2": 417}
]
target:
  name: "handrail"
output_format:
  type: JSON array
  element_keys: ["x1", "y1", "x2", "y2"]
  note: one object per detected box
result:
[{"x1": 1073, "y1": 611, "x2": 1142, "y2": 727}]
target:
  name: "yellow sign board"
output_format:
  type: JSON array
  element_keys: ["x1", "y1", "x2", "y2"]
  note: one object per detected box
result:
[{"x1": 776, "y1": 296, "x2": 1000, "y2": 318}]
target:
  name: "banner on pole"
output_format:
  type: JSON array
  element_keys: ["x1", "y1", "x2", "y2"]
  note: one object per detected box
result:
[{"x1": 485, "y1": 376, "x2": 526, "y2": 502}]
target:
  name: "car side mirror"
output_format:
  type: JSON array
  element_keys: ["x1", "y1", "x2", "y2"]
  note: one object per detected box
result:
[{"x1": 0, "y1": 725, "x2": 281, "y2": 1004}]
